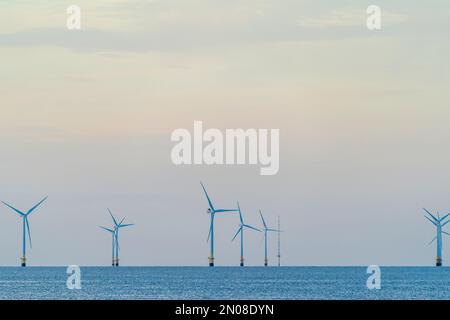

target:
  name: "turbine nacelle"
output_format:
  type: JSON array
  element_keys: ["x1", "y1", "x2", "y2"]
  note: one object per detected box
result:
[{"x1": 423, "y1": 208, "x2": 450, "y2": 227}]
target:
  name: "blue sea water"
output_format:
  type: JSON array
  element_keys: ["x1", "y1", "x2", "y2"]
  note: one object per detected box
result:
[{"x1": 0, "y1": 267, "x2": 448, "y2": 300}]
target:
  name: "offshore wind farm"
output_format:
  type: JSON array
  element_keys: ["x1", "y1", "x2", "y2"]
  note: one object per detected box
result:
[
  {"x1": 1, "y1": 0, "x2": 450, "y2": 302},
  {"x1": 0, "y1": 183, "x2": 449, "y2": 300},
  {"x1": 0, "y1": 183, "x2": 285, "y2": 268},
  {"x1": 0, "y1": 183, "x2": 449, "y2": 273},
  {"x1": 0, "y1": 185, "x2": 450, "y2": 269}
]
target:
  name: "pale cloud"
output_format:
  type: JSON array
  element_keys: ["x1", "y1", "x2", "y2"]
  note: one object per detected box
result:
[
  {"x1": 0, "y1": 1, "x2": 445, "y2": 53},
  {"x1": 0, "y1": 0, "x2": 148, "y2": 33}
]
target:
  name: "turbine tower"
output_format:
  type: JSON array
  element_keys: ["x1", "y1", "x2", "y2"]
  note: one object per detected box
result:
[
  {"x1": 259, "y1": 210, "x2": 281, "y2": 267},
  {"x1": 108, "y1": 209, "x2": 134, "y2": 267},
  {"x1": 231, "y1": 202, "x2": 260, "y2": 267},
  {"x1": 277, "y1": 216, "x2": 281, "y2": 267},
  {"x1": 201, "y1": 182, "x2": 238, "y2": 267},
  {"x1": 423, "y1": 208, "x2": 450, "y2": 266},
  {"x1": 100, "y1": 226, "x2": 116, "y2": 266},
  {"x1": 1, "y1": 197, "x2": 48, "y2": 267}
]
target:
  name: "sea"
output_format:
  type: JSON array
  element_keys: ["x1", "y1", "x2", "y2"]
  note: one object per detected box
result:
[{"x1": 0, "y1": 267, "x2": 448, "y2": 300}]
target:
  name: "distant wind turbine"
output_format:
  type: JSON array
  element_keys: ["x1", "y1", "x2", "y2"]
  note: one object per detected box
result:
[
  {"x1": 277, "y1": 216, "x2": 281, "y2": 267},
  {"x1": 108, "y1": 208, "x2": 134, "y2": 267},
  {"x1": 201, "y1": 182, "x2": 238, "y2": 267},
  {"x1": 231, "y1": 202, "x2": 260, "y2": 266},
  {"x1": 423, "y1": 208, "x2": 450, "y2": 266},
  {"x1": 1, "y1": 197, "x2": 48, "y2": 267},
  {"x1": 259, "y1": 210, "x2": 281, "y2": 267}
]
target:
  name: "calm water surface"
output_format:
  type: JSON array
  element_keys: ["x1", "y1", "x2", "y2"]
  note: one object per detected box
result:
[{"x1": 0, "y1": 267, "x2": 448, "y2": 300}]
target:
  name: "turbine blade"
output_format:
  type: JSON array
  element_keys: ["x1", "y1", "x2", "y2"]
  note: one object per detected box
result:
[
  {"x1": 25, "y1": 217, "x2": 32, "y2": 248},
  {"x1": 207, "y1": 223, "x2": 212, "y2": 243},
  {"x1": 424, "y1": 215, "x2": 437, "y2": 226},
  {"x1": 440, "y1": 213, "x2": 450, "y2": 222},
  {"x1": 259, "y1": 210, "x2": 267, "y2": 229},
  {"x1": 108, "y1": 208, "x2": 119, "y2": 226},
  {"x1": 27, "y1": 196, "x2": 48, "y2": 215},
  {"x1": 442, "y1": 220, "x2": 450, "y2": 227},
  {"x1": 267, "y1": 228, "x2": 281, "y2": 232},
  {"x1": 232, "y1": 226, "x2": 242, "y2": 242},
  {"x1": 215, "y1": 209, "x2": 238, "y2": 213},
  {"x1": 200, "y1": 182, "x2": 215, "y2": 212},
  {"x1": 243, "y1": 224, "x2": 261, "y2": 232},
  {"x1": 443, "y1": 231, "x2": 450, "y2": 236},
  {"x1": 100, "y1": 226, "x2": 114, "y2": 233},
  {"x1": 428, "y1": 236, "x2": 437, "y2": 245},
  {"x1": 423, "y1": 208, "x2": 439, "y2": 222},
  {"x1": 237, "y1": 202, "x2": 243, "y2": 224},
  {"x1": 119, "y1": 223, "x2": 134, "y2": 228},
  {"x1": 1, "y1": 201, "x2": 25, "y2": 216}
]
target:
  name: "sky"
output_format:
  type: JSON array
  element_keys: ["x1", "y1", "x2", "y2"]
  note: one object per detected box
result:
[{"x1": 0, "y1": 0, "x2": 450, "y2": 266}]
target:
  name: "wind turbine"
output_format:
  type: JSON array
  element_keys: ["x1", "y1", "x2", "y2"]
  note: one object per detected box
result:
[
  {"x1": 277, "y1": 216, "x2": 281, "y2": 267},
  {"x1": 200, "y1": 182, "x2": 238, "y2": 267},
  {"x1": 108, "y1": 208, "x2": 134, "y2": 267},
  {"x1": 259, "y1": 210, "x2": 281, "y2": 267},
  {"x1": 423, "y1": 208, "x2": 450, "y2": 266},
  {"x1": 1, "y1": 197, "x2": 48, "y2": 267},
  {"x1": 100, "y1": 226, "x2": 116, "y2": 266},
  {"x1": 231, "y1": 202, "x2": 260, "y2": 267}
]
